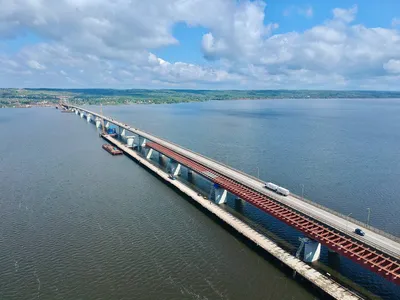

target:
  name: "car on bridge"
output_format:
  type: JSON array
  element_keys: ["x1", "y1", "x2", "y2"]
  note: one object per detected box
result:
[{"x1": 354, "y1": 228, "x2": 365, "y2": 236}]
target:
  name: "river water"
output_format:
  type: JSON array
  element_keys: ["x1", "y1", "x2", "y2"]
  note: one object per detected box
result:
[{"x1": 0, "y1": 99, "x2": 399, "y2": 299}]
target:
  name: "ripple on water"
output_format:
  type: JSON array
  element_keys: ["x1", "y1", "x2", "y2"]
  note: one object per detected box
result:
[{"x1": 1, "y1": 105, "x2": 399, "y2": 299}]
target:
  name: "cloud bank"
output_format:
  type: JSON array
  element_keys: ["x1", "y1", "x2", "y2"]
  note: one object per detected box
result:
[{"x1": 0, "y1": 1, "x2": 399, "y2": 89}]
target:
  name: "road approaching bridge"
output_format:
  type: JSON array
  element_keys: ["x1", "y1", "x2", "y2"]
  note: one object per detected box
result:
[{"x1": 64, "y1": 104, "x2": 400, "y2": 286}]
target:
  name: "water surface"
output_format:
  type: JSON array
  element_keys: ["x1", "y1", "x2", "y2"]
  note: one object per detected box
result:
[
  {"x1": 0, "y1": 105, "x2": 313, "y2": 299},
  {"x1": 1, "y1": 98, "x2": 400, "y2": 299}
]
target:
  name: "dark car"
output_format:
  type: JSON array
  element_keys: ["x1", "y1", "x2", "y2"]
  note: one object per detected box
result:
[
  {"x1": 168, "y1": 174, "x2": 175, "y2": 180},
  {"x1": 354, "y1": 228, "x2": 365, "y2": 236}
]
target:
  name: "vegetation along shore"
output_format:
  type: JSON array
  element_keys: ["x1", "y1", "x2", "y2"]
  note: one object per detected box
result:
[{"x1": 1, "y1": 88, "x2": 400, "y2": 108}]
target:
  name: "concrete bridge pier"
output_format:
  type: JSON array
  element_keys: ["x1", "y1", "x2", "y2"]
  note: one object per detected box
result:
[
  {"x1": 95, "y1": 118, "x2": 101, "y2": 128},
  {"x1": 105, "y1": 121, "x2": 110, "y2": 129},
  {"x1": 125, "y1": 136, "x2": 135, "y2": 147},
  {"x1": 137, "y1": 136, "x2": 146, "y2": 153},
  {"x1": 75, "y1": 109, "x2": 79, "y2": 115},
  {"x1": 303, "y1": 239, "x2": 321, "y2": 262},
  {"x1": 158, "y1": 153, "x2": 166, "y2": 167},
  {"x1": 168, "y1": 160, "x2": 181, "y2": 177},
  {"x1": 188, "y1": 169, "x2": 194, "y2": 183},
  {"x1": 209, "y1": 184, "x2": 227, "y2": 204},
  {"x1": 234, "y1": 197, "x2": 244, "y2": 213},
  {"x1": 120, "y1": 128, "x2": 126, "y2": 139},
  {"x1": 328, "y1": 248, "x2": 341, "y2": 270},
  {"x1": 87, "y1": 113, "x2": 92, "y2": 123},
  {"x1": 80, "y1": 111, "x2": 84, "y2": 118},
  {"x1": 146, "y1": 148, "x2": 153, "y2": 159}
]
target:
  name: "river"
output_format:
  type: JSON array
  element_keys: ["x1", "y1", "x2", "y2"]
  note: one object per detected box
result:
[{"x1": 0, "y1": 99, "x2": 399, "y2": 299}]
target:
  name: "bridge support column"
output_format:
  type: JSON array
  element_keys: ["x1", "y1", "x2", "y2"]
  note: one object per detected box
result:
[
  {"x1": 215, "y1": 189, "x2": 227, "y2": 204},
  {"x1": 234, "y1": 197, "x2": 244, "y2": 213},
  {"x1": 137, "y1": 136, "x2": 146, "y2": 153},
  {"x1": 75, "y1": 109, "x2": 79, "y2": 115},
  {"x1": 126, "y1": 136, "x2": 135, "y2": 147},
  {"x1": 168, "y1": 160, "x2": 181, "y2": 177},
  {"x1": 146, "y1": 148, "x2": 153, "y2": 159},
  {"x1": 327, "y1": 248, "x2": 340, "y2": 270},
  {"x1": 117, "y1": 127, "x2": 123, "y2": 139},
  {"x1": 120, "y1": 128, "x2": 126, "y2": 138},
  {"x1": 210, "y1": 184, "x2": 227, "y2": 204},
  {"x1": 303, "y1": 239, "x2": 321, "y2": 262},
  {"x1": 188, "y1": 169, "x2": 194, "y2": 183},
  {"x1": 95, "y1": 118, "x2": 101, "y2": 128},
  {"x1": 87, "y1": 113, "x2": 92, "y2": 123},
  {"x1": 105, "y1": 121, "x2": 110, "y2": 129},
  {"x1": 80, "y1": 111, "x2": 84, "y2": 118},
  {"x1": 159, "y1": 154, "x2": 165, "y2": 167}
]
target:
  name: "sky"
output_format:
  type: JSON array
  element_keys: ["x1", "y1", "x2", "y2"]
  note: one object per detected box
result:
[{"x1": 1, "y1": 0, "x2": 400, "y2": 90}]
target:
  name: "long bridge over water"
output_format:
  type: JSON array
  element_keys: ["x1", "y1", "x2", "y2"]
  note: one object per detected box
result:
[{"x1": 62, "y1": 104, "x2": 400, "y2": 297}]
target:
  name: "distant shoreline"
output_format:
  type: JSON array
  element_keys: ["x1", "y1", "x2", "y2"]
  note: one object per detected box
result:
[
  {"x1": 1, "y1": 88, "x2": 400, "y2": 108},
  {"x1": 4, "y1": 97, "x2": 400, "y2": 109}
]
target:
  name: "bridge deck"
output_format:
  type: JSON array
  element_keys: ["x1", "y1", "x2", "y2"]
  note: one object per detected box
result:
[
  {"x1": 101, "y1": 134, "x2": 361, "y2": 300},
  {"x1": 67, "y1": 104, "x2": 400, "y2": 285},
  {"x1": 146, "y1": 141, "x2": 400, "y2": 285}
]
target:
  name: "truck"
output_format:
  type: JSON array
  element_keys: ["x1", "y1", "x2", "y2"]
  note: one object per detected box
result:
[
  {"x1": 265, "y1": 182, "x2": 290, "y2": 196},
  {"x1": 265, "y1": 182, "x2": 278, "y2": 191},
  {"x1": 276, "y1": 187, "x2": 290, "y2": 196}
]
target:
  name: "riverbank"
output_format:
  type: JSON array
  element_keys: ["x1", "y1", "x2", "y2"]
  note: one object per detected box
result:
[{"x1": 2, "y1": 88, "x2": 400, "y2": 108}]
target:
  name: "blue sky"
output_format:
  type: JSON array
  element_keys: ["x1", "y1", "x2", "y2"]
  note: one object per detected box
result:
[{"x1": 0, "y1": 0, "x2": 400, "y2": 89}]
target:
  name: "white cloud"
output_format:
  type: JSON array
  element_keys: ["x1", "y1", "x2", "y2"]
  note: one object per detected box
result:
[
  {"x1": 0, "y1": 2, "x2": 399, "y2": 89},
  {"x1": 201, "y1": 5, "x2": 400, "y2": 88},
  {"x1": 384, "y1": 59, "x2": 400, "y2": 73},
  {"x1": 27, "y1": 60, "x2": 46, "y2": 70},
  {"x1": 146, "y1": 54, "x2": 242, "y2": 84},
  {"x1": 392, "y1": 18, "x2": 400, "y2": 28},
  {"x1": 332, "y1": 5, "x2": 358, "y2": 23},
  {"x1": 201, "y1": 1, "x2": 278, "y2": 61},
  {"x1": 284, "y1": 5, "x2": 313, "y2": 18},
  {"x1": 304, "y1": 7, "x2": 314, "y2": 18}
]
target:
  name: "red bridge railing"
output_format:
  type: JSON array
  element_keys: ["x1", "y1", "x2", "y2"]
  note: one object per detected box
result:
[{"x1": 146, "y1": 141, "x2": 400, "y2": 285}]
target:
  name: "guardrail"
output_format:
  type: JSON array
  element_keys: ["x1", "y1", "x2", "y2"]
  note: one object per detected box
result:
[
  {"x1": 133, "y1": 123, "x2": 400, "y2": 244},
  {"x1": 290, "y1": 194, "x2": 400, "y2": 243},
  {"x1": 148, "y1": 128, "x2": 400, "y2": 245},
  {"x1": 69, "y1": 104, "x2": 400, "y2": 247},
  {"x1": 140, "y1": 127, "x2": 400, "y2": 258}
]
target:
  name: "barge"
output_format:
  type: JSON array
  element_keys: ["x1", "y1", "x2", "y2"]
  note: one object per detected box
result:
[{"x1": 102, "y1": 143, "x2": 123, "y2": 155}]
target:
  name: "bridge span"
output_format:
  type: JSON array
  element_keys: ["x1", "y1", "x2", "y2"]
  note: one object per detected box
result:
[{"x1": 64, "y1": 104, "x2": 400, "y2": 286}]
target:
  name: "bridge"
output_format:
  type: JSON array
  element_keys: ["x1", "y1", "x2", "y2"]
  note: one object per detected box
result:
[{"x1": 63, "y1": 104, "x2": 400, "y2": 286}]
